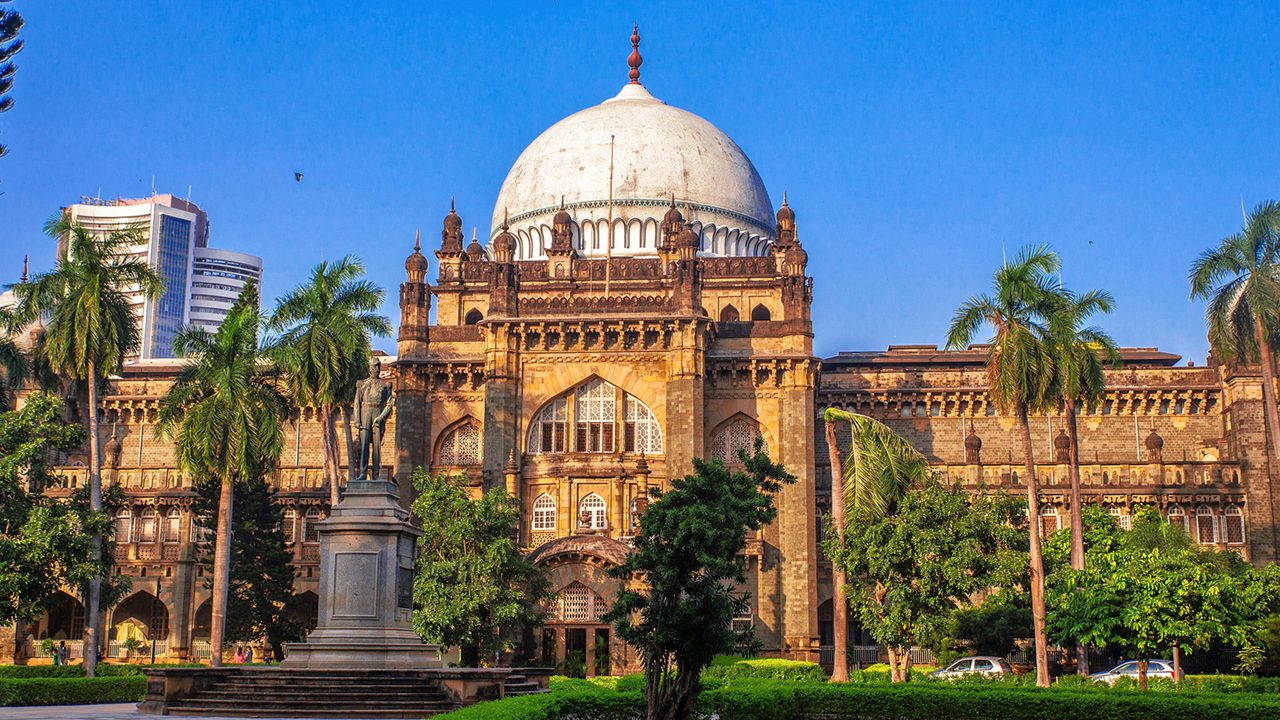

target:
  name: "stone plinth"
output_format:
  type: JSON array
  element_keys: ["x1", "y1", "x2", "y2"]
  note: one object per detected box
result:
[{"x1": 283, "y1": 480, "x2": 440, "y2": 668}]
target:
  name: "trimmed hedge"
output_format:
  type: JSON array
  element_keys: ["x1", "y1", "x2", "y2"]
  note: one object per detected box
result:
[
  {"x1": 702, "y1": 658, "x2": 827, "y2": 684},
  {"x1": 0, "y1": 676, "x2": 147, "y2": 706},
  {"x1": 0, "y1": 663, "x2": 196, "y2": 679},
  {"x1": 440, "y1": 676, "x2": 1280, "y2": 720}
]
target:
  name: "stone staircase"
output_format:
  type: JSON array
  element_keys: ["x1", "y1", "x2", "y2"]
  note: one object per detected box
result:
[
  {"x1": 159, "y1": 669, "x2": 457, "y2": 718},
  {"x1": 503, "y1": 672, "x2": 549, "y2": 696}
]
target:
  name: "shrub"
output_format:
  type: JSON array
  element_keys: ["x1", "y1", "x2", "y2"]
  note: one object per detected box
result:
[
  {"x1": 0, "y1": 665, "x2": 85, "y2": 679},
  {"x1": 702, "y1": 657, "x2": 827, "y2": 684},
  {"x1": 0, "y1": 677, "x2": 147, "y2": 706},
  {"x1": 438, "y1": 679, "x2": 642, "y2": 720}
]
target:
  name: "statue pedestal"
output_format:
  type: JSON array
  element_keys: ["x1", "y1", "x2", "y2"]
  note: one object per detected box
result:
[{"x1": 283, "y1": 480, "x2": 440, "y2": 668}]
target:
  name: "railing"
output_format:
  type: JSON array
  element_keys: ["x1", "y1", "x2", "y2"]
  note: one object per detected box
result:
[
  {"x1": 191, "y1": 640, "x2": 211, "y2": 659},
  {"x1": 819, "y1": 645, "x2": 934, "y2": 668},
  {"x1": 24, "y1": 639, "x2": 83, "y2": 660}
]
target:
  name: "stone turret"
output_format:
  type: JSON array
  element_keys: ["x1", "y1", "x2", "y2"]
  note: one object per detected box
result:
[
  {"x1": 545, "y1": 199, "x2": 577, "y2": 279},
  {"x1": 1054, "y1": 429, "x2": 1071, "y2": 463},
  {"x1": 489, "y1": 212, "x2": 520, "y2": 317},
  {"x1": 1145, "y1": 429, "x2": 1164, "y2": 464},
  {"x1": 435, "y1": 200, "x2": 465, "y2": 281},
  {"x1": 965, "y1": 430, "x2": 982, "y2": 464},
  {"x1": 399, "y1": 230, "x2": 431, "y2": 359}
]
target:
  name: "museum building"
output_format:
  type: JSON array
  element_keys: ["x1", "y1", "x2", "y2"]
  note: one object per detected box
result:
[{"x1": 4, "y1": 33, "x2": 1275, "y2": 674}]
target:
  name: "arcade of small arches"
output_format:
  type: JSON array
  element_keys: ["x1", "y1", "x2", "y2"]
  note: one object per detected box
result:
[
  {"x1": 505, "y1": 216, "x2": 773, "y2": 262},
  {"x1": 1036, "y1": 502, "x2": 1247, "y2": 547}
]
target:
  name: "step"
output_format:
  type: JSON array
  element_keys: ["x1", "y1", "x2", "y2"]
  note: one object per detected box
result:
[
  {"x1": 165, "y1": 707, "x2": 451, "y2": 719},
  {"x1": 199, "y1": 689, "x2": 448, "y2": 702}
]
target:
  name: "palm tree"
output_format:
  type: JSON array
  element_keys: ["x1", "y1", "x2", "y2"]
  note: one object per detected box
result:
[
  {"x1": 14, "y1": 217, "x2": 162, "y2": 677},
  {"x1": 157, "y1": 283, "x2": 289, "y2": 667},
  {"x1": 1046, "y1": 287, "x2": 1119, "y2": 675},
  {"x1": 1190, "y1": 201, "x2": 1280, "y2": 476},
  {"x1": 946, "y1": 245, "x2": 1060, "y2": 688},
  {"x1": 822, "y1": 408, "x2": 933, "y2": 682},
  {"x1": 0, "y1": 307, "x2": 28, "y2": 409},
  {"x1": 268, "y1": 257, "x2": 389, "y2": 506}
]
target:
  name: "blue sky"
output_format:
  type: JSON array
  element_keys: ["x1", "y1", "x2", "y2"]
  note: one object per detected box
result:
[{"x1": 2, "y1": 1, "x2": 1277, "y2": 360}]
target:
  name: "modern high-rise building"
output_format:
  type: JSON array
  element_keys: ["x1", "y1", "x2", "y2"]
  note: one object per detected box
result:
[{"x1": 61, "y1": 194, "x2": 262, "y2": 359}]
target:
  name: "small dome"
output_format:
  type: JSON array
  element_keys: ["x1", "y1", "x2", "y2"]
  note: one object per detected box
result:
[
  {"x1": 444, "y1": 204, "x2": 462, "y2": 232},
  {"x1": 776, "y1": 197, "x2": 795, "y2": 224},
  {"x1": 1145, "y1": 429, "x2": 1164, "y2": 450},
  {"x1": 676, "y1": 226, "x2": 699, "y2": 248},
  {"x1": 104, "y1": 433, "x2": 122, "y2": 454},
  {"x1": 964, "y1": 431, "x2": 982, "y2": 450},
  {"x1": 466, "y1": 230, "x2": 486, "y2": 261},
  {"x1": 1054, "y1": 429, "x2": 1071, "y2": 450},
  {"x1": 663, "y1": 202, "x2": 684, "y2": 227}
]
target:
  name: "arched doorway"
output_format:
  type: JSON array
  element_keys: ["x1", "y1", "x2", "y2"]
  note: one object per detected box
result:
[
  {"x1": 110, "y1": 590, "x2": 169, "y2": 660},
  {"x1": 528, "y1": 535, "x2": 633, "y2": 677},
  {"x1": 191, "y1": 598, "x2": 212, "y2": 660},
  {"x1": 818, "y1": 598, "x2": 874, "y2": 668},
  {"x1": 26, "y1": 591, "x2": 85, "y2": 661}
]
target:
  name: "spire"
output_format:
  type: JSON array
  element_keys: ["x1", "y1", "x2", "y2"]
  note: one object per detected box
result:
[
  {"x1": 20, "y1": 254, "x2": 28, "y2": 283},
  {"x1": 450, "y1": 196, "x2": 455, "y2": 212},
  {"x1": 502, "y1": 207, "x2": 510, "y2": 230},
  {"x1": 628, "y1": 23, "x2": 642, "y2": 84},
  {"x1": 413, "y1": 228, "x2": 421, "y2": 252}
]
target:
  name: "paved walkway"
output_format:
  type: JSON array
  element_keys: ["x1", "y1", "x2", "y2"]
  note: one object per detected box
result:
[{"x1": 0, "y1": 706, "x2": 399, "y2": 720}]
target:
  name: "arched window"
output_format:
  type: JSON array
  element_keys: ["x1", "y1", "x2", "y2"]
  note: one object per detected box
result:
[
  {"x1": 1167, "y1": 505, "x2": 1188, "y2": 535},
  {"x1": 578, "y1": 493, "x2": 607, "y2": 530},
  {"x1": 624, "y1": 395, "x2": 663, "y2": 454},
  {"x1": 137, "y1": 507, "x2": 157, "y2": 543},
  {"x1": 532, "y1": 494, "x2": 556, "y2": 532},
  {"x1": 438, "y1": 421, "x2": 482, "y2": 466},
  {"x1": 1108, "y1": 505, "x2": 1132, "y2": 531},
  {"x1": 719, "y1": 305, "x2": 740, "y2": 322},
  {"x1": 161, "y1": 507, "x2": 182, "y2": 543},
  {"x1": 303, "y1": 507, "x2": 323, "y2": 544},
  {"x1": 1039, "y1": 506, "x2": 1060, "y2": 537},
  {"x1": 529, "y1": 397, "x2": 567, "y2": 453},
  {"x1": 575, "y1": 380, "x2": 616, "y2": 452},
  {"x1": 751, "y1": 304, "x2": 772, "y2": 321},
  {"x1": 554, "y1": 582, "x2": 606, "y2": 623},
  {"x1": 282, "y1": 507, "x2": 297, "y2": 545},
  {"x1": 114, "y1": 509, "x2": 133, "y2": 544},
  {"x1": 1196, "y1": 506, "x2": 1216, "y2": 544},
  {"x1": 464, "y1": 309, "x2": 483, "y2": 325},
  {"x1": 712, "y1": 416, "x2": 767, "y2": 464},
  {"x1": 1224, "y1": 506, "x2": 1245, "y2": 545}
]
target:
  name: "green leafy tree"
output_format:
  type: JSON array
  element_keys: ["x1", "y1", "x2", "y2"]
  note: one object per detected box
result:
[
  {"x1": 268, "y1": 257, "x2": 390, "y2": 505},
  {"x1": 192, "y1": 474, "x2": 302, "y2": 661},
  {"x1": 939, "y1": 600, "x2": 1033, "y2": 662},
  {"x1": 0, "y1": 0, "x2": 22, "y2": 158},
  {"x1": 14, "y1": 217, "x2": 163, "y2": 676},
  {"x1": 1046, "y1": 507, "x2": 1259, "y2": 689},
  {"x1": 1045, "y1": 286, "x2": 1119, "y2": 674},
  {"x1": 410, "y1": 470, "x2": 547, "y2": 667},
  {"x1": 946, "y1": 244, "x2": 1060, "y2": 687},
  {"x1": 0, "y1": 307, "x2": 29, "y2": 409},
  {"x1": 603, "y1": 445, "x2": 795, "y2": 720},
  {"x1": 156, "y1": 283, "x2": 289, "y2": 667},
  {"x1": 821, "y1": 409, "x2": 935, "y2": 681},
  {"x1": 1190, "y1": 201, "x2": 1280, "y2": 480},
  {"x1": 826, "y1": 475, "x2": 1026, "y2": 682}
]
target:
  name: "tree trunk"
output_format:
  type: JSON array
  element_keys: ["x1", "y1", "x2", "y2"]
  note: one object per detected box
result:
[
  {"x1": 824, "y1": 419, "x2": 849, "y2": 682},
  {"x1": 83, "y1": 366, "x2": 102, "y2": 678},
  {"x1": 1172, "y1": 643, "x2": 1182, "y2": 684},
  {"x1": 1018, "y1": 403, "x2": 1051, "y2": 688},
  {"x1": 210, "y1": 475, "x2": 235, "y2": 668},
  {"x1": 1065, "y1": 400, "x2": 1089, "y2": 676},
  {"x1": 319, "y1": 405, "x2": 339, "y2": 507},
  {"x1": 1137, "y1": 658, "x2": 1148, "y2": 691},
  {"x1": 1253, "y1": 316, "x2": 1280, "y2": 472},
  {"x1": 887, "y1": 646, "x2": 902, "y2": 683}
]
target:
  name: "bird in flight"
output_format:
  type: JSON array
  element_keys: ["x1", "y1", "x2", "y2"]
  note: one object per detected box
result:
[{"x1": 294, "y1": 172, "x2": 304, "y2": 183}]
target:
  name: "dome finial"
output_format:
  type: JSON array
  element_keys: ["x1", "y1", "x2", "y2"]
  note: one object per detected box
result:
[
  {"x1": 502, "y1": 207, "x2": 509, "y2": 230},
  {"x1": 628, "y1": 23, "x2": 642, "y2": 84},
  {"x1": 450, "y1": 196, "x2": 455, "y2": 212},
  {"x1": 20, "y1": 254, "x2": 28, "y2": 284},
  {"x1": 414, "y1": 228, "x2": 421, "y2": 252}
]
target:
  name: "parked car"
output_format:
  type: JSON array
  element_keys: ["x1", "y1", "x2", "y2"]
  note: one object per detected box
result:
[
  {"x1": 928, "y1": 656, "x2": 1012, "y2": 679},
  {"x1": 1089, "y1": 659, "x2": 1176, "y2": 685}
]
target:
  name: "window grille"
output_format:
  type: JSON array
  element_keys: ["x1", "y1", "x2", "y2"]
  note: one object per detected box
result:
[
  {"x1": 1167, "y1": 506, "x2": 1188, "y2": 535},
  {"x1": 439, "y1": 422, "x2": 482, "y2": 466},
  {"x1": 1196, "y1": 506, "x2": 1216, "y2": 544},
  {"x1": 1108, "y1": 506, "x2": 1132, "y2": 531},
  {"x1": 1224, "y1": 506, "x2": 1245, "y2": 545},
  {"x1": 1039, "y1": 506, "x2": 1059, "y2": 537},
  {"x1": 579, "y1": 493, "x2": 607, "y2": 530},
  {"x1": 137, "y1": 507, "x2": 157, "y2": 543},
  {"x1": 712, "y1": 417, "x2": 767, "y2": 463},
  {"x1": 303, "y1": 507, "x2": 323, "y2": 544},
  {"x1": 114, "y1": 510, "x2": 133, "y2": 544},
  {"x1": 533, "y1": 494, "x2": 556, "y2": 531},
  {"x1": 624, "y1": 395, "x2": 663, "y2": 454},
  {"x1": 556, "y1": 582, "x2": 606, "y2": 622},
  {"x1": 282, "y1": 507, "x2": 297, "y2": 545},
  {"x1": 161, "y1": 508, "x2": 181, "y2": 543},
  {"x1": 575, "y1": 380, "x2": 616, "y2": 452},
  {"x1": 529, "y1": 397, "x2": 567, "y2": 453}
]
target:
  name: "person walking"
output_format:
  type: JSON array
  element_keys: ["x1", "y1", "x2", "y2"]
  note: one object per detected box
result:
[
  {"x1": 245, "y1": 646, "x2": 254, "y2": 664},
  {"x1": 58, "y1": 641, "x2": 68, "y2": 666}
]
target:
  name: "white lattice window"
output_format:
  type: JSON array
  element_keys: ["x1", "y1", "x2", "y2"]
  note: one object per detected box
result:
[
  {"x1": 1196, "y1": 506, "x2": 1216, "y2": 544},
  {"x1": 114, "y1": 509, "x2": 133, "y2": 544},
  {"x1": 624, "y1": 395, "x2": 663, "y2": 454},
  {"x1": 556, "y1": 582, "x2": 606, "y2": 622},
  {"x1": 533, "y1": 494, "x2": 556, "y2": 532},
  {"x1": 439, "y1": 422, "x2": 482, "y2": 466},
  {"x1": 1039, "y1": 506, "x2": 1059, "y2": 537},
  {"x1": 575, "y1": 379, "x2": 616, "y2": 453},
  {"x1": 137, "y1": 507, "x2": 157, "y2": 543},
  {"x1": 712, "y1": 417, "x2": 766, "y2": 463},
  {"x1": 1108, "y1": 506, "x2": 1132, "y2": 531},
  {"x1": 282, "y1": 507, "x2": 297, "y2": 545},
  {"x1": 579, "y1": 493, "x2": 607, "y2": 530},
  {"x1": 161, "y1": 508, "x2": 181, "y2": 543},
  {"x1": 731, "y1": 605, "x2": 754, "y2": 635},
  {"x1": 303, "y1": 507, "x2": 323, "y2": 544},
  {"x1": 1224, "y1": 506, "x2": 1245, "y2": 545},
  {"x1": 1167, "y1": 506, "x2": 1188, "y2": 535},
  {"x1": 529, "y1": 397, "x2": 567, "y2": 453}
]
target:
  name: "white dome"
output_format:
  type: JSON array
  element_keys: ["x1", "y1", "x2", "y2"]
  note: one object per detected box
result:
[{"x1": 491, "y1": 82, "x2": 774, "y2": 260}]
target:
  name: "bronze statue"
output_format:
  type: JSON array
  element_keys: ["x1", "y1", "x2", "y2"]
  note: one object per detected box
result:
[{"x1": 354, "y1": 356, "x2": 393, "y2": 481}]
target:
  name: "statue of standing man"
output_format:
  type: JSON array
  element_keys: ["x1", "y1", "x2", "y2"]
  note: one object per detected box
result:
[{"x1": 355, "y1": 355, "x2": 393, "y2": 481}]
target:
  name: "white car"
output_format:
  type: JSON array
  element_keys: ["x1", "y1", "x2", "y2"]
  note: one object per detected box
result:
[
  {"x1": 929, "y1": 656, "x2": 1012, "y2": 679},
  {"x1": 1089, "y1": 659, "x2": 1176, "y2": 685}
]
